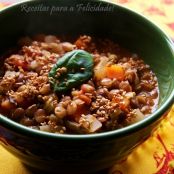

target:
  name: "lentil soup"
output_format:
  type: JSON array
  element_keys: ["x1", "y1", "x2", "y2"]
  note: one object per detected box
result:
[{"x1": 0, "y1": 35, "x2": 159, "y2": 134}]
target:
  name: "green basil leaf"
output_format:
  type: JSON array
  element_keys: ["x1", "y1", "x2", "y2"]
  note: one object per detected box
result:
[{"x1": 49, "y1": 49, "x2": 93, "y2": 92}]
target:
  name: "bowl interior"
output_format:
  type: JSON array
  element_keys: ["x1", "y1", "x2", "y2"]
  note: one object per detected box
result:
[{"x1": 0, "y1": 0, "x2": 174, "y2": 136}]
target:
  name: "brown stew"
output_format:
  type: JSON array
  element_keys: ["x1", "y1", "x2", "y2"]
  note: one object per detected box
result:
[{"x1": 0, "y1": 35, "x2": 159, "y2": 134}]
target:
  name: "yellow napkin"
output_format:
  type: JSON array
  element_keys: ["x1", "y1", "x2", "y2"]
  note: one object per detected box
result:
[
  {"x1": 109, "y1": 106, "x2": 174, "y2": 174},
  {"x1": 0, "y1": 146, "x2": 31, "y2": 174}
]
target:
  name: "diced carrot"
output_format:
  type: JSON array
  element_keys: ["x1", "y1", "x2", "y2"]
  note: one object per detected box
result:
[
  {"x1": 78, "y1": 94, "x2": 92, "y2": 105},
  {"x1": 112, "y1": 96, "x2": 130, "y2": 112},
  {"x1": 106, "y1": 65, "x2": 125, "y2": 80}
]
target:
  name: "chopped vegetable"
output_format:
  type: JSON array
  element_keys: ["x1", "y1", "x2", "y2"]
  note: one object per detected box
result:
[
  {"x1": 94, "y1": 56, "x2": 108, "y2": 80},
  {"x1": 65, "y1": 120, "x2": 81, "y2": 133},
  {"x1": 80, "y1": 115, "x2": 102, "y2": 133},
  {"x1": 78, "y1": 94, "x2": 92, "y2": 105},
  {"x1": 68, "y1": 104, "x2": 89, "y2": 122},
  {"x1": 39, "y1": 125, "x2": 51, "y2": 132},
  {"x1": 0, "y1": 34, "x2": 159, "y2": 134},
  {"x1": 106, "y1": 64, "x2": 125, "y2": 80},
  {"x1": 49, "y1": 50, "x2": 93, "y2": 92},
  {"x1": 94, "y1": 58, "x2": 125, "y2": 81},
  {"x1": 81, "y1": 84, "x2": 95, "y2": 93},
  {"x1": 128, "y1": 109, "x2": 145, "y2": 125}
]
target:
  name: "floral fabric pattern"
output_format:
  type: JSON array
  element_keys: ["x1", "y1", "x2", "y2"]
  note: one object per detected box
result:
[{"x1": 110, "y1": 106, "x2": 174, "y2": 174}]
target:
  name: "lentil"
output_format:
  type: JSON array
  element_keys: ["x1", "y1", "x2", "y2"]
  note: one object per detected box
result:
[{"x1": 0, "y1": 34, "x2": 159, "y2": 134}]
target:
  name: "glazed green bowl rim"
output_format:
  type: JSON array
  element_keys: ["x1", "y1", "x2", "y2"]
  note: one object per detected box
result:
[{"x1": 0, "y1": 0, "x2": 174, "y2": 140}]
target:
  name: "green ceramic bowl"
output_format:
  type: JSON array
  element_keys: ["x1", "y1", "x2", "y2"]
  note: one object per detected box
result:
[{"x1": 0, "y1": 0, "x2": 174, "y2": 173}]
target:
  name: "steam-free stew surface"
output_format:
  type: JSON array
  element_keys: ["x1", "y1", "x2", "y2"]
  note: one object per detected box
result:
[{"x1": 0, "y1": 35, "x2": 159, "y2": 134}]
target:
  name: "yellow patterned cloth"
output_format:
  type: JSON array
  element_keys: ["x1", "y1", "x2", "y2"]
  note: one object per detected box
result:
[
  {"x1": 0, "y1": 0, "x2": 174, "y2": 174},
  {"x1": 109, "y1": 106, "x2": 174, "y2": 174}
]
